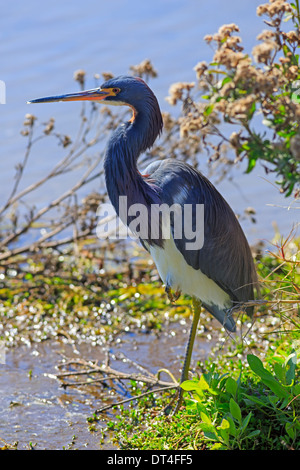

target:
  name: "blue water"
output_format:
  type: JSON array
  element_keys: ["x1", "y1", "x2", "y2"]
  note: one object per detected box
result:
[{"x1": 1, "y1": 0, "x2": 298, "y2": 244}]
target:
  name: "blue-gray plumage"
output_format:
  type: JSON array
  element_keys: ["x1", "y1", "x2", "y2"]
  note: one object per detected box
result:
[{"x1": 28, "y1": 75, "x2": 258, "y2": 413}]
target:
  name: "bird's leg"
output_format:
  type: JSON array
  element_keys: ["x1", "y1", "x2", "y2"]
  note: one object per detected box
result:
[{"x1": 172, "y1": 297, "x2": 201, "y2": 415}]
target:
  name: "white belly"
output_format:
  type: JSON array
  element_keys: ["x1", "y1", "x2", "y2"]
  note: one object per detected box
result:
[{"x1": 148, "y1": 234, "x2": 230, "y2": 310}]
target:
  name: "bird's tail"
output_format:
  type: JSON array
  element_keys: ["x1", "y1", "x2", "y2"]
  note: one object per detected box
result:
[{"x1": 202, "y1": 302, "x2": 236, "y2": 332}]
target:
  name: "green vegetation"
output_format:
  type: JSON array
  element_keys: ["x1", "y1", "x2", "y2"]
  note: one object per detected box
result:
[
  {"x1": 181, "y1": 351, "x2": 299, "y2": 450},
  {"x1": 0, "y1": 248, "x2": 191, "y2": 347},
  {"x1": 104, "y1": 349, "x2": 299, "y2": 450}
]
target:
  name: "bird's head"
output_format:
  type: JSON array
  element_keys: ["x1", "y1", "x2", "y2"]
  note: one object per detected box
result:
[
  {"x1": 94, "y1": 75, "x2": 153, "y2": 107},
  {"x1": 28, "y1": 75, "x2": 159, "y2": 118},
  {"x1": 28, "y1": 74, "x2": 163, "y2": 150}
]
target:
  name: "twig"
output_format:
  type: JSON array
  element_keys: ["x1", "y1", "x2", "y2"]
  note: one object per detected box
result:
[
  {"x1": 94, "y1": 385, "x2": 178, "y2": 414},
  {"x1": 56, "y1": 363, "x2": 176, "y2": 388},
  {"x1": 0, "y1": 156, "x2": 102, "y2": 250},
  {"x1": 54, "y1": 354, "x2": 179, "y2": 414}
]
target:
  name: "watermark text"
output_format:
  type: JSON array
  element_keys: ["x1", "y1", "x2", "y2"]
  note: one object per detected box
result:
[{"x1": 96, "y1": 197, "x2": 204, "y2": 250}]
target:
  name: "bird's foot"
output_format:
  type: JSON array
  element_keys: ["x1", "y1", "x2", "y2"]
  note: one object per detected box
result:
[
  {"x1": 165, "y1": 285, "x2": 181, "y2": 303},
  {"x1": 161, "y1": 386, "x2": 184, "y2": 416}
]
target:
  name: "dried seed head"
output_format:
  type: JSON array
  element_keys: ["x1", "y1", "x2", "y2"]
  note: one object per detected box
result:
[
  {"x1": 218, "y1": 23, "x2": 240, "y2": 39},
  {"x1": 102, "y1": 72, "x2": 114, "y2": 81},
  {"x1": 257, "y1": 30, "x2": 276, "y2": 42},
  {"x1": 166, "y1": 82, "x2": 195, "y2": 105},
  {"x1": 73, "y1": 69, "x2": 86, "y2": 86},
  {"x1": 194, "y1": 61, "x2": 208, "y2": 79},
  {"x1": 257, "y1": 1, "x2": 292, "y2": 17},
  {"x1": 24, "y1": 113, "x2": 37, "y2": 126},
  {"x1": 130, "y1": 59, "x2": 158, "y2": 78},
  {"x1": 285, "y1": 30, "x2": 300, "y2": 44},
  {"x1": 290, "y1": 133, "x2": 300, "y2": 161},
  {"x1": 213, "y1": 48, "x2": 245, "y2": 69},
  {"x1": 204, "y1": 34, "x2": 213, "y2": 43},
  {"x1": 229, "y1": 131, "x2": 241, "y2": 147},
  {"x1": 43, "y1": 117, "x2": 55, "y2": 135},
  {"x1": 162, "y1": 112, "x2": 176, "y2": 131},
  {"x1": 252, "y1": 41, "x2": 278, "y2": 64},
  {"x1": 62, "y1": 135, "x2": 72, "y2": 147}
]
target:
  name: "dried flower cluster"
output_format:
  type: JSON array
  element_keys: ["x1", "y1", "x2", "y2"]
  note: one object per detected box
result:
[
  {"x1": 23, "y1": 113, "x2": 37, "y2": 127},
  {"x1": 290, "y1": 133, "x2": 300, "y2": 161},
  {"x1": 130, "y1": 59, "x2": 158, "y2": 80},
  {"x1": 74, "y1": 69, "x2": 86, "y2": 87},
  {"x1": 166, "y1": 82, "x2": 195, "y2": 106},
  {"x1": 166, "y1": 0, "x2": 300, "y2": 196},
  {"x1": 257, "y1": 0, "x2": 293, "y2": 17},
  {"x1": 20, "y1": 113, "x2": 37, "y2": 136},
  {"x1": 43, "y1": 117, "x2": 55, "y2": 135},
  {"x1": 101, "y1": 72, "x2": 114, "y2": 81}
]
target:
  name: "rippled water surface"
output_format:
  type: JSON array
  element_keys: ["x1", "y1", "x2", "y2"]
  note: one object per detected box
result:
[{"x1": 0, "y1": 323, "x2": 214, "y2": 449}]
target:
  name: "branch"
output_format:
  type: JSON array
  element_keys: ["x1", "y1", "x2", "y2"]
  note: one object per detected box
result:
[
  {"x1": 54, "y1": 355, "x2": 179, "y2": 414},
  {"x1": 0, "y1": 155, "x2": 102, "y2": 249},
  {"x1": 95, "y1": 385, "x2": 178, "y2": 414}
]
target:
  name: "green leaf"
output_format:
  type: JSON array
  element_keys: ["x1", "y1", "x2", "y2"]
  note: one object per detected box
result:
[
  {"x1": 180, "y1": 379, "x2": 199, "y2": 391},
  {"x1": 292, "y1": 383, "x2": 300, "y2": 396},
  {"x1": 285, "y1": 351, "x2": 297, "y2": 385},
  {"x1": 241, "y1": 412, "x2": 252, "y2": 433},
  {"x1": 285, "y1": 422, "x2": 296, "y2": 440},
  {"x1": 219, "y1": 418, "x2": 230, "y2": 431},
  {"x1": 226, "y1": 377, "x2": 238, "y2": 397},
  {"x1": 273, "y1": 362, "x2": 286, "y2": 385},
  {"x1": 200, "y1": 412, "x2": 212, "y2": 426},
  {"x1": 247, "y1": 354, "x2": 271, "y2": 377},
  {"x1": 203, "y1": 104, "x2": 214, "y2": 116},
  {"x1": 241, "y1": 142, "x2": 250, "y2": 151},
  {"x1": 217, "y1": 420, "x2": 230, "y2": 445},
  {"x1": 181, "y1": 375, "x2": 218, "y2": 398},
  {"x1": 226, "y1": 416, "x2": 237, "y2": 437},
  {"x1": 202, "y1": 431, "x2": 218, "y2": 441},
  {"x1": 243, "y1": 393, "x2": 268, "y2": 407},
  {"x1": 200, "y1": 422, "x2": 216, "y2": 435},
  {"x1": 230, "y1": 398, "x2": 242, "y2": 423},
  {"x1": 221, "y1": 76, "x2": 233, "y2": 87},
  {"x1": 263, "y1": 377, "x2": 291, "y2": 399},
  {"x1": 246, "y1": 156, "x2": 256, "y2": 173},
  {"x1": 247, "y1": 430, "x2": 261, "y2": 438},
  {"x1": 247, "y1": 354, "x2": 290, "y2": 400},
  {"x1": 248, "y1": 102, "x2": 256, "y2": 119}
]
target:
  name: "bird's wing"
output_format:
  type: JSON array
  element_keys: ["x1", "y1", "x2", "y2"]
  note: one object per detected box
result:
[{"x1": 148, "y1": 159, "x2": 257, "y2": 308}]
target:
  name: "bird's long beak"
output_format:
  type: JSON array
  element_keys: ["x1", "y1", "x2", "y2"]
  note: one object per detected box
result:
[{"x1": 27, "y1": 88, "x2": 110, "y2": 104}]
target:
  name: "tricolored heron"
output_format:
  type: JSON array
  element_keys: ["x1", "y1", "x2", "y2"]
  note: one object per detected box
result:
[{"x1": 28, "y1": 75, "x2": 258, "y2": 412}]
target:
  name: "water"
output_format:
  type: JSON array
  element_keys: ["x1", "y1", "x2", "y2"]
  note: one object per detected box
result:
[
  {"x1": 0, "y1": 323, "x2": 213, "y2": 450},
  {"x1": 1, "y1": 0, "x2": 298, "y2": 245}
]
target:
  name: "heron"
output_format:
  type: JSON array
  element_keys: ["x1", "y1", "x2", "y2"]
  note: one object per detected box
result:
[{"x1": 28, "y1": 75, "x2": 258, "y2": 413}]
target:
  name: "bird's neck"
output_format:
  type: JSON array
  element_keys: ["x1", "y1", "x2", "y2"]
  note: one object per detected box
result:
[{"x1": 104, "y1": 102, "x2": 162, "y2": 216}]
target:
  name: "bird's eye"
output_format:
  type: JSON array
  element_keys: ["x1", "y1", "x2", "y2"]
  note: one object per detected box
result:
[{"x1": 112, "y1": 88, "x2": 120, "y2": 94}]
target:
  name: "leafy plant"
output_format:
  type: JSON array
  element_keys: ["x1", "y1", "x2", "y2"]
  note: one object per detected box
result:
[
  {"x1": 181, "y1": 350, "x2": 300, "y2": 449},
  {"x1": 245, "y1": 351, "x2": 300, "y2": 446},
  {"x1": 166, "y1": 0, "x2": 300, "y2": 197}
]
